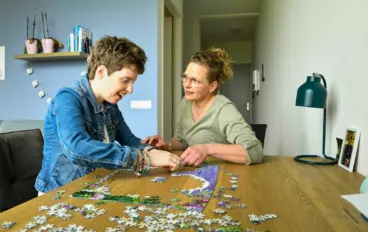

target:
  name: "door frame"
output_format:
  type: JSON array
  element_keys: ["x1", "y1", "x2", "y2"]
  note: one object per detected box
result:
[{"x1": 158, "y1": 0, "x2": 183, "y2": 139}]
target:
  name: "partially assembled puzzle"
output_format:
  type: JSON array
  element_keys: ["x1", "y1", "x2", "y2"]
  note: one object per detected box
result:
[
  {"x1": 71, "y1": 165, "x2": 219, "y2": 212},
  {"x1": 1, "y1": 163, "x2": 278, "y2": 231}
]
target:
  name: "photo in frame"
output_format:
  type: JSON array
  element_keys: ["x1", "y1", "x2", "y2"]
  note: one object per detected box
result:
[{"x1": 338, "y1": 128, "x2": 360, "y2": 172}]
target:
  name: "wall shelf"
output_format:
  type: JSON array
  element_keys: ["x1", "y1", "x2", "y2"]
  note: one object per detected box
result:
[{"x1": 13, "y1": 52, "x2": 89, "y2": 61}]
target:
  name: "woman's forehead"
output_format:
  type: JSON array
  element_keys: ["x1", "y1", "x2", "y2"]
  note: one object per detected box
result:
[{"x1": 185, "y1": 62, "x2": 208, "y2": 79}]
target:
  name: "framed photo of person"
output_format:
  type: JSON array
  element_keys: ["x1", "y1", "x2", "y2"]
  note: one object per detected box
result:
[{"x1": 338, "y1": 128, "x2": 360, "y2": 172}]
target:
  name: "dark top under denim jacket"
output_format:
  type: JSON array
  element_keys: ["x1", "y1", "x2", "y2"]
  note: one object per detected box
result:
[{"x1": 35, "y1": 75, "x2": 147, "y2": 193}]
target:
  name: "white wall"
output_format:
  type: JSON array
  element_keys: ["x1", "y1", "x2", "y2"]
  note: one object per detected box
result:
[
  {"x1": 254, "y1": 0, "x2": 368, "y2": 175},
  {"x1": 202, "y1": 41, "x2": 253, "y2": 64},
  {"x1": 183, "y1": 13, "x2": 201, "y2": 69}
]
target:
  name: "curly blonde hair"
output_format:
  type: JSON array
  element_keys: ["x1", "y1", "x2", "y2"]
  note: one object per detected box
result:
[
  {"x1": 87, "y1": 36, "x2": 147, "y2": 79},
  {"x1": 190, "y1": 47, "x2": 233, "y2": 84}
]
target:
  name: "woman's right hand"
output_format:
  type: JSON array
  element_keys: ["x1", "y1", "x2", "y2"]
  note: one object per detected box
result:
[
  {"x1": 148, "y1": 149, "x2": 181, "y2": 172},
  {"x1": 141, "y1": 135, "x2": 168, "y2": 150}
]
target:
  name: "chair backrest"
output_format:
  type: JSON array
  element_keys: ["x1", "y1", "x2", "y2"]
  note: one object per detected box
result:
[
  {"x1": 0, "y1": 120, "x2": 44, "y2": 134},
  {"x1": 249, "y1": 124, "x2": 267, "y2": 147},
  {"x1": 0, "y1": 129, "x2": 43, "y2": 211}
]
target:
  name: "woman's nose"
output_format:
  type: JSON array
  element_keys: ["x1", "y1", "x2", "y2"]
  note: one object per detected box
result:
[{"x1": 127, "y1": 83, "x2": 133, "y2": 93}]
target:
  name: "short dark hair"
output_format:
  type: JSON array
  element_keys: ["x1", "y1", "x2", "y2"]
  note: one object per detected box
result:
[{"x1": 87, "y1": 36, "x2": 148, "y2": 79}]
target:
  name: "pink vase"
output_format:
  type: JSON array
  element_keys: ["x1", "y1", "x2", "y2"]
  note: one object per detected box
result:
[
  {"x1": 42, "y1": 39, "x2": 54, "y2": 53},
  {"x1": 25, "y1": 39, "x2": 38, "y2": 54}
]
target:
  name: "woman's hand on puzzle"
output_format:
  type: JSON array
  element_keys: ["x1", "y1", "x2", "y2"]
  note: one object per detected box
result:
[
  {"x1": 180, "y1": 144, "x2": 209, "y2": 167},
  {"x1": 148, "y1": 149, "x2": 181, "y2": 171},
  {"x1": 141, "y1": 135, "x2": 168, "y2": 150}
]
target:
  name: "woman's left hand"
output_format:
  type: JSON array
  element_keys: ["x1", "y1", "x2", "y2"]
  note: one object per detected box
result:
[
  {"x1": 141, "y1": 135, "x2": 167, "y2": 149},
  {"x1": 180, "y1": 144, "x2": 209, "y2": 167}
]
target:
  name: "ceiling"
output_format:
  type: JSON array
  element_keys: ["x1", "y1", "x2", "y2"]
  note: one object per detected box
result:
[
  {"x1": 184, "y1": 0, "x2": 262, "y2": 45},
  {"x1": 200, "y1": 17, "x2": 258, "y2": 43}
]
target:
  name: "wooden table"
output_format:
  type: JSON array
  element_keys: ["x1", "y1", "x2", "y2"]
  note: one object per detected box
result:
[{"x1": 1, "y1": 155, "x2": 367, "y2": 232}]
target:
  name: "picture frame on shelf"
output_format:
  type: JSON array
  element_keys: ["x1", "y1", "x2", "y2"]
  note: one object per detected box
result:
[{"x1": 338, "y1": 127, "x2": 360, "y2": 172}]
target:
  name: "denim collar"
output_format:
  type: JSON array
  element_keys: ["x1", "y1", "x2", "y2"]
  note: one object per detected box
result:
[{"x1": 79, "y1": 74, "x2": 114, "y2": 113}]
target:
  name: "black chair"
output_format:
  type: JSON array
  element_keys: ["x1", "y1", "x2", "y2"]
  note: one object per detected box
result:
[
  {"x1": 249, "y1": 124, "x2": 267, "y2": 147},
  {"x1": 0, "y1": 129, "x2": 43, "y2": 211}
]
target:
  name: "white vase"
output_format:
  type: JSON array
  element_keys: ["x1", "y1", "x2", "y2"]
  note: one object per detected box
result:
[
  {"x1": 42, "y1": 38, "x2": 54, "y2": 53},
  {"x1": 25, "y1": 39, "x2": 38, "y2": 54}
]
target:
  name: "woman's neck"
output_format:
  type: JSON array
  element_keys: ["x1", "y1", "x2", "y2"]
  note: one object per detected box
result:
[
  {"x1": 89, "y1": 79, "x2": 104, "y2": 105},
  {"x1": 193, "y1": 94, "x2": 214, "y2": 109}
]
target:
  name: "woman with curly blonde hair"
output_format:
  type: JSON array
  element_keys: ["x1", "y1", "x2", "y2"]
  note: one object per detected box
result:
[{"x1": 142, "y1": 48, "x2": 263, "y2": 166}]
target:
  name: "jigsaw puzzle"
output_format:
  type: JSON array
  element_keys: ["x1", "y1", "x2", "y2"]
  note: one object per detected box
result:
[{"x1": 71, "y1": 165, "x2": 219, "y2": 212}]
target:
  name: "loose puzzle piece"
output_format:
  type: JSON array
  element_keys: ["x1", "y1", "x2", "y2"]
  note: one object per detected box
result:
[
  {"x1": 230, "y1": 185, "x2": 239, "y2": 191},
  {"x1": 52, "y1": 195, "x2": 61, "y2": 200},
  {"x1": 170, "y1": 198, "x2": 181, "y2": 202},
  {"x1": 213, "y1": 208, "x2": 227, "y2": 214},
  {"x1": 151, "y1": 177, "x2": 168, "y2": 183},
  {"x1": 2, "y1": 221, "x2": 16, "y2": 230},
  {"x1": 248, "y1": 213, "x2": 277, "y2": 224},
  {"x1": 236, "y1": 204, "x2": 247, "y2": 208},
  {"x1": 170, "y1": 188, "x2": 180, "y2": 193},
  {"x1": 217, "y1": 201, "x2": 234, "y2": 210}
]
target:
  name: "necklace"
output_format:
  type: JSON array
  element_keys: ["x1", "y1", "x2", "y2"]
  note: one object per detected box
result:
[{"x1": 193, "y1": 96, "x2": 212, "y2": 115}]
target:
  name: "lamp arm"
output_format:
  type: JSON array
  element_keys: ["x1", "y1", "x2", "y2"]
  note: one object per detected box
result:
[
  {"x1": 313, "y1": 73, "x2": 327, "y2": 156},
  {"x1": 313, "y1": 72, "x2": 327, "y2": 88}
]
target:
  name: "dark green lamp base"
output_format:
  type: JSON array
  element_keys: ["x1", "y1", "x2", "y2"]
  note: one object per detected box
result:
[{"x1": 294, "y1": 154, "x2": 337, "y2": 165}]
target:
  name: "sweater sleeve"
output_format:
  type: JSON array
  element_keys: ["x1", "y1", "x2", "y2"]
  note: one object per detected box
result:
[{"x1": 217, "y1": 103, "x2": 264, "y2": 164}]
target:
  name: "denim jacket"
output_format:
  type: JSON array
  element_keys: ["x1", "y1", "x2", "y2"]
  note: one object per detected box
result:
[{"x1": 35, "y1": 75, "x2": 147, "y2": 193}]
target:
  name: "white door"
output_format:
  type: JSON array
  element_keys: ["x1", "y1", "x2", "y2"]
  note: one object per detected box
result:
[{"x1": 219, "y1": 63, "x2": 252, "y2": 123}]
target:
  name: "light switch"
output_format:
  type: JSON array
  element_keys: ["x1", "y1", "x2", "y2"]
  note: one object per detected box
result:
[
  {"x1": 131, "y1": 100, "x2": 152, "y2": 109},
  {"x1": 0, "y1": 46, "x2": 5, "y2": 80}
]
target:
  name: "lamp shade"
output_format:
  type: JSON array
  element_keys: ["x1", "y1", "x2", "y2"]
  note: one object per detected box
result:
[{"x1": 296, "y1": 75, "x2": 327, "y2": 108}]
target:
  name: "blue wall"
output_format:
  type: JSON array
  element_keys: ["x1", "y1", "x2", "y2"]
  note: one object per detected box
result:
[{"x1": 0, "y1": 0, "x2": 158, "y2": 138}]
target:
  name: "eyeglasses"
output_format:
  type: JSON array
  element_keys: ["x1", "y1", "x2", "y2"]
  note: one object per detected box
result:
[{"x1": 181, "y1": 76, "x2": 201, "y2": 88}]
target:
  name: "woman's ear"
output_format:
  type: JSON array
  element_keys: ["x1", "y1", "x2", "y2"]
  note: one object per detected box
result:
[
  {"x1": 95, "y1": 65, "x2": 108, "y2": 79},
  {"x1": 209, "y1": 81, "x2": 219, "y2": 93}
]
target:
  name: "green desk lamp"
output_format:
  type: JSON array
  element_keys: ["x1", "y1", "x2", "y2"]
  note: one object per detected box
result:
[{"x1": 294, "y1": 72, "x2": 337, "y2": 165}]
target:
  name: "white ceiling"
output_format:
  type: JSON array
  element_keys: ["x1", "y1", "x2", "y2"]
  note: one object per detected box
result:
[
  {"x1": 200, "y1": 17, "x2": 258, "y2": 43},
  {"x1": 184, "y1": 0, "x2": 262, "y2": 44}
]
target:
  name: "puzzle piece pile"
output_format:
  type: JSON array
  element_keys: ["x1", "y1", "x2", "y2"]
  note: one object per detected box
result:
[
  {"x1": 1, "y1": 201, "x2": 265, "y2": 232},
  {"x1": 10, "y1": 202, "x2": 106, "y2": 231},
  {"x1": 208, "y1": 167, "x2": 277, "y2": 226},
  {"x1": 108, "y1": 205, "x2": 243, "y2": 231}
]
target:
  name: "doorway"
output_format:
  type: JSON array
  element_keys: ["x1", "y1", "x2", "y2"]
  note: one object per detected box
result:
[{"x1": 220, "y1": 63, "x2": 252, "y2": 123}]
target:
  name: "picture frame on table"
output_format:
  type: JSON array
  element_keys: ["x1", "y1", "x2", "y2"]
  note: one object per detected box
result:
[{"x1": 338, "y1": 127, "x2": 360, "y2": 172}]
